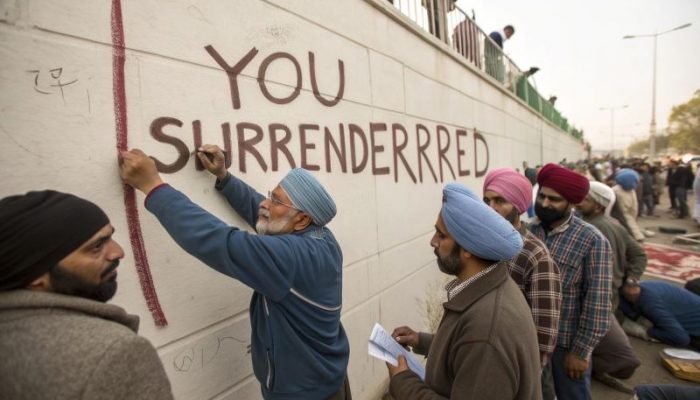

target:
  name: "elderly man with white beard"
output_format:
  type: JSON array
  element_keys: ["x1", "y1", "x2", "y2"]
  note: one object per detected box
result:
[{"x1": 119, "y1": 145, "x2": 350, "y2": 400}]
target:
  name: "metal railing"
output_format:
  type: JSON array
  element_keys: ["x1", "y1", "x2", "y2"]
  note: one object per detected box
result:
[{"x1": 387, "y1": 0, "x2": 584, "y2": 141}]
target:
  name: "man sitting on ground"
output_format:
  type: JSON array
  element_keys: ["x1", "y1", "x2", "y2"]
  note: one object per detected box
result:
[{"x1": 620, "y1": 280, "x2": 700, "y2": 350}]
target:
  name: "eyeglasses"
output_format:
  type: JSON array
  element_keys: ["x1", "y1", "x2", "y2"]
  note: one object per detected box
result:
[{"x1": 267, "y1": 190, "x2": 302, "y2": 212}]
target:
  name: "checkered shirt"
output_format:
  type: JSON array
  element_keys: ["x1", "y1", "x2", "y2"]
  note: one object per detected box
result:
[
  {"x1": 528, "y1": 213, "x2": 612, "y2": 359},
  {"x1": 508, "y1": 228, "x2": 562, "y2": 363}
]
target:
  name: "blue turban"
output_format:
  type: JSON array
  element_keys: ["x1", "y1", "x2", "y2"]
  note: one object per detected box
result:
[
  {"x1": 280, "y1": 168, "x2": 336, "y2": 226},
  {"x1": 615, "y1": 168, "x2": 639, "y2": 191},
  {"x1": 441, "y1": 183, "x2": 523, "y2": 261}
]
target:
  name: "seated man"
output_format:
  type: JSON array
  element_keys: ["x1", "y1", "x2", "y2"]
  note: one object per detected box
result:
[
  {"x1": 635, "y1": 384, "x2": 700, "y2": 400},
  {"x1": 387, "y1": 183, "x2": 541, "y2": 400},
  {"x1": 0, "y1": 190, "x2": 172, "y2": 400},
  {"x1": 620, "y1": 280, "x2": 700, "y2": 350},
  {"x1": 687, "y1": 277, "x2": 700, "y2": 296}
]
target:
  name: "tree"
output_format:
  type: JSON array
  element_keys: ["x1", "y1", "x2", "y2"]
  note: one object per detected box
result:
[
  {"x1": 626, "y1": 135, "x2": 670, "y2": 157},
  {"x1": 667, "y1": 89, "x2": 700, "y2": 153},
  {"x1": 627, "y1": 138, "x2": 650, "y2": 156}
]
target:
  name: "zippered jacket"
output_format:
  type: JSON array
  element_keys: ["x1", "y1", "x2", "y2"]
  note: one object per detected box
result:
[{"x1": 145, "y1": 175, "x2": 349, "y2": 399}]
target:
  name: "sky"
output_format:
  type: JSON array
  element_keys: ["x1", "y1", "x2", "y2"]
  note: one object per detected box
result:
[{"x1": 456, "y1": 0, "x2": 700, "y2": 153}]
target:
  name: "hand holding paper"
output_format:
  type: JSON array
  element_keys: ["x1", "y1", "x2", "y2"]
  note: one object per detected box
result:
[{"x1": 368, "y1": 322, "x2": 425, "y2": 380}]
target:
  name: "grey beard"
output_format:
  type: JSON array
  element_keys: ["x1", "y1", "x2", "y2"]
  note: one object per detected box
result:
[{"x1": 256, "y1": 209, "x2": 296, "y2": 235}]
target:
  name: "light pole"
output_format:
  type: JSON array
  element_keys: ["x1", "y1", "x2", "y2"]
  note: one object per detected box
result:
[
  {"x1": 599, "y1": 105, "x2": 628, "y2": 154},
  {"x1": 623, "y1": 23, "x2": 692, "y2": 159}
]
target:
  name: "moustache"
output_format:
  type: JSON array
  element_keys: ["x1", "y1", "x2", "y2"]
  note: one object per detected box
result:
[
  {"x1": 258, "y1": 209, "x2": 270, "y2": 218},
  {"x1": 100, "y1": 260, "x2": 120, "y2": 279}
]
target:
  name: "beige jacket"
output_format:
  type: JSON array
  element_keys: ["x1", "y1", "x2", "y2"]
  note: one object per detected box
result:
[
  {"x1": 613, "y1": 184, "x2": 645, "y2": 241},
  {"x1": 0, "y1": 290, "x2": 172, "y2": 400}
]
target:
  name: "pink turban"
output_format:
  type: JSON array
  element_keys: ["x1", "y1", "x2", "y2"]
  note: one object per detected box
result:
[
  {"x1": 537, "y1": 163, "x2": 590, "y2": 204},
  {"x1": 483, "y1": 168, "x2": 533, "y2": 213}
]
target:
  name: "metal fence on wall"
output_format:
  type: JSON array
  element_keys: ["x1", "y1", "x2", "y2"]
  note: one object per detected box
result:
[{"x1": 387, "y1": 0, "x2": 584, "y2": 141}]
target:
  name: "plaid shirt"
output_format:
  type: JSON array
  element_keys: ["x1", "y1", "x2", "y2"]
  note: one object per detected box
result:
[
  {"x1": 529, "y1": 213, "x2": 612, "y2": 359},
  {"x1": 508, "y1": 228, "x2": 562, "y2": 364},
  {"x1": 445, "y1": 263, "x2": 499, "y2": 301}
]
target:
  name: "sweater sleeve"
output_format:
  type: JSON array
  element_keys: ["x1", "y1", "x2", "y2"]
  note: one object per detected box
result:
[
  {"x1": 215, "y1": 172, "x2": 266, "y2": 228},
  {"x1": 82, "y1": 335, "x2": 173, "y2": 400},
  {"x1": 413, "y1": 332, "x2": 434, "y2": 356},
  {"x1": 622, "y1": 231, "x2": 647, "y2": 279},
  {"x1": 146, "y1": 184, "x2": 301, "y2": 300}
]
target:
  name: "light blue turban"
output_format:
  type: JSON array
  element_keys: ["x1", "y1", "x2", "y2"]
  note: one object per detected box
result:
[
  {"x1": 615, "y1": 168, "x2": 639, "y2": 191},
  {"x1": 280, "y1": 168, "x2": 336, "y2": 226},
  {"x1": 441, "y1": 183, "x2": 523, "y2": 261}
]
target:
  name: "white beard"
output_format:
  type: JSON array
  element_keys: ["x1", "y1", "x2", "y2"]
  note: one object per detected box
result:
[{"x1": 256, "y1": 208, "x2": 296, "y2": 235}]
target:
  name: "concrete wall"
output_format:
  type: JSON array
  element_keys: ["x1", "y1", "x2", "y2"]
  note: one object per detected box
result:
[{"x1": 0, "y1": 1, "x2": 584, "y2": 399}]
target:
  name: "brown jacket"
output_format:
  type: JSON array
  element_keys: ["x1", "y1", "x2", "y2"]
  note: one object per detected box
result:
[
  {"x1": 390, "y1": 264, "x2": 541, "y2": 399},
  {"x1": 0, "y1": 290, "x2": 172, "y2": 400}
]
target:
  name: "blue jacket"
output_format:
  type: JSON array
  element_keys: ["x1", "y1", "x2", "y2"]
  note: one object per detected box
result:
[
  {"x1": 489, "y1": 31, "x2": 504, "y2": 48},
  {"x1": 620, "y1": 281, "x2": 700, "y2": 346},
  {"x1": 146, "y1": 174, "x2": 349, "y2": 399}
]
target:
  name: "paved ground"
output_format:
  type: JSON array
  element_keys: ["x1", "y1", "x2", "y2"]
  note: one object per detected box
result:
[{"x1": 592, "y1": 191, "x2": 700, "y2": 399}]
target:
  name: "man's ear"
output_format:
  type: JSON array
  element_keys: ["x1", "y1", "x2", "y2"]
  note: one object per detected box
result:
[
  {"x1": 292, "y1": 212, "x2": 313, "y2": 231},
  {"x1": 460, "y1": 248, "x2": 473, "y2": 262},
  {"x1": 26, "y1": 271, "x2": 52, "y2": 292}
]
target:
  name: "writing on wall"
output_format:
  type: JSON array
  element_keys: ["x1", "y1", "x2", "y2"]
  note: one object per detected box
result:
[{"x1": 148, "y1": 45, "x2": 489, "y2": 183}]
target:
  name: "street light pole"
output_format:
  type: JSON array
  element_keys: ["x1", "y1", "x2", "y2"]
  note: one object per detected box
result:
[
  {"x1": 650, "y1": 33, "x2": 657, "y2": 157},
  {"x1": 623, "y1": 22, "x2": 692, "y2": 159},
  {"x1": 600, "y1": 105, "x2": 628, "y2": 155}
]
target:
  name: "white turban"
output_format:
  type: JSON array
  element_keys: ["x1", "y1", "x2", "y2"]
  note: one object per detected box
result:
[{"x1": 588, "y1": 181, "x2": 616, "y2": 216}]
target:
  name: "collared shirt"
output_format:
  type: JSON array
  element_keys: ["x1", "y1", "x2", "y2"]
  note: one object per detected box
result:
[
  {"x1": 529, "y1": 212, "x2": 612, "y2": 359},
  {"x1": 509, "y1": 227, "x2": 562, "y2": 363},
  {"x1": 445, "y1": 263, "x2": 498, "y2": 301}
]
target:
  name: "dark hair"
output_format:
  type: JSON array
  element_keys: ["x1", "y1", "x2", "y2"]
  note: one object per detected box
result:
[{"x1": 504, "y1": 25, "x2": 515, "y2": 33}]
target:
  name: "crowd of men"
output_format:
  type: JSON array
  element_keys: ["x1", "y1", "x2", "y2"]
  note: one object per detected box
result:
[{"x1": 1, "y1": 149, "x2": 699, "y2": 400}]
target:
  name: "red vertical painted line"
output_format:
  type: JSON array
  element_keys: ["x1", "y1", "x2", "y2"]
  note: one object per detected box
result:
[{"x1": 111, "y1": 0, "x2": 167, "y2": 326}]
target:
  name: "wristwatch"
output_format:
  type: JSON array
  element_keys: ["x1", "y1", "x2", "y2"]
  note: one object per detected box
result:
[{"x1": 625, "y1": 277, "x2": 640, "y2": 286}]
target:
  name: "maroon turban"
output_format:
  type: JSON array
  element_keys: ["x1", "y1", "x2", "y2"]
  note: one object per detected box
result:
[{"x1": 536, "y1": 163, "x2": 590, "y2": 204}]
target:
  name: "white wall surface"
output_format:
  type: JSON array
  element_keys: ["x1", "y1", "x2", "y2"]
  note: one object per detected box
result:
[{"x1": 0, "y1": 1, "x2": 585, "y2": 399}]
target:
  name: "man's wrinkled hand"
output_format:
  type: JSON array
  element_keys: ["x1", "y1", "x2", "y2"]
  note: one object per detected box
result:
[
  {"x1": 196, "y1": 144, "x2": 227, "y2": 181},
  {"x1": 119, "y1": 148, "x2": 164, "y2": 195}
]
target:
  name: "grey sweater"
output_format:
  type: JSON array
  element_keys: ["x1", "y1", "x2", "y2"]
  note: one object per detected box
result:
[{"x1": 0, "y1": 290, "x2": 172, "y2": 400}]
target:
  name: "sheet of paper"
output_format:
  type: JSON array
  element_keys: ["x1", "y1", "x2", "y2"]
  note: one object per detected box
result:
[{"x1": 367, "y1": 322, "x2": 426, "y2": 380}]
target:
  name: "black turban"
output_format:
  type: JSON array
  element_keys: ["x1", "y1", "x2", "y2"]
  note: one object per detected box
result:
[{"x1": 0, "y1": 190, "x2": 110, "y2": 290}]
